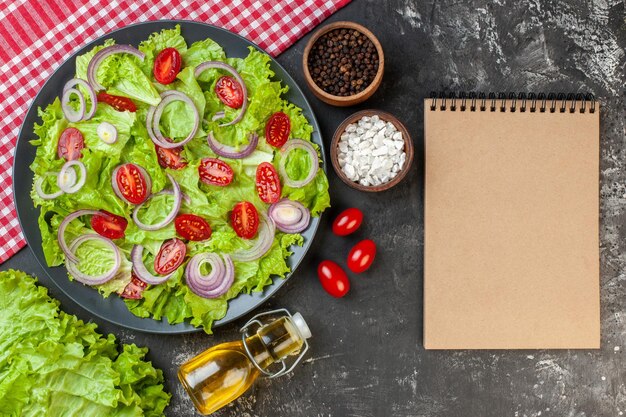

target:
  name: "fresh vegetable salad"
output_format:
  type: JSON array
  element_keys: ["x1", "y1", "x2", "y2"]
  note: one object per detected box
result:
[{"x1": 30, "y1": 25, "x2": 330, "y2": 333}]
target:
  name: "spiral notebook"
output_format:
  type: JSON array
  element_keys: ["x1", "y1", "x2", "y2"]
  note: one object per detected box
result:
[{"x1": 424, "y1": 93, "x2": 600, "y2": 349}]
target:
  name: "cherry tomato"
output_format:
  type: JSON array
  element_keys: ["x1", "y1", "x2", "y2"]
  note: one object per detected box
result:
[
  {"x1": 256, "y1": 162, "x2": 281, "y2": 204},
  {"x1": 347, "y1": 239, "x2": 377, "y2": 273},
  {"x1": 153, "y1": 47, "x2": 182, "y2": 84},
  {"x1": 154, "y1": 238, "x2": 187, "y2": 275},
  {"x1": 57, "y1": 127, "x2": 85, "y2": 161},
  {"x1": 90, "y1": 210, "x2": 128, "y2": 240},
  {"x1": 115, "y1": 163, "x2": 150, "y2": 205},
  {"x1": 198, "y1": 157, "x2": 234, "y2": 186},
  {"x1": 215, "y1": 76, "x2": 244, "y2": 109},
  {"x1": 175, "y1": 214, "x2": 212, "y2": 241},
  {"x1": 120, "y1": 273, "x2": 148, "y2": 299},
  {"x1": 156, "y1": 140, "x2": 187, "y2": 170},
  {"x1": 265, "y1": 112, "x2": 290, "y2": 148},
  {"x1": 97, "y1": 92, "x2": 137, "y2": 112},
  {"x1": 231, "y1": 201, "x2": 259, "y2": 239},
  {"x1": 332, "y1": 208, "x2": 364, "y2": 236},
  {"x1": 317, "y1": 260, "x2": 350, "y2": 298}
]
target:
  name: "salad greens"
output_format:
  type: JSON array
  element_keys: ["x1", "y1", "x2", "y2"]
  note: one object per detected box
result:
[
  {"x1": 30, "y1": 25, "x2": 330, "y2": 333},
  {"x1": 0, "y1": 269, "x2": 170, "y2": 416}
]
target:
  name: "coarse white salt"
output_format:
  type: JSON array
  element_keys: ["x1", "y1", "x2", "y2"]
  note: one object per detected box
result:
[{"x1": 337, "y1": 114, "x2": 405, "y2": 186}]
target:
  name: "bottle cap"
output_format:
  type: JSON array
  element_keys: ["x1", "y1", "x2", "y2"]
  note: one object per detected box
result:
[{"x1": 291, "y1": 312, "x2": 311, "y2": 339}]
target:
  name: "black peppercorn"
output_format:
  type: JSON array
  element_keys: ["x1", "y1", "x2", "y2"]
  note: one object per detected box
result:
[{"x1": 307, "y1": 28, "x2": 379, "y2": 96}]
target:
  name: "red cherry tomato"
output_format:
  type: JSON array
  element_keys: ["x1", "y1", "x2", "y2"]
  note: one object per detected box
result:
[
  {"x1": 115, "y1": 163, "x2": 150, "y2": 205},
  {"x1": 153, "y1": 47, "x2": 182, "y2": 84},
  {"x1": 154, "y1": 238, "x2": 186, "y2": 275},
  {"x1": 332, "y1": 208, "x2": 364, "y2": 236},
  {"x1": 97, "y1": 92, "x2": 137, "y2": 112},
  {"x1": 317, "y1": 260, "x2": 350, "y2": 298},
  {"x1": 90, "y1": 210, "x2": 128, "y2": 240},
  {"x1": 175, "y1": 214, "x2": 212, "y2": 241},
  {"x1": 156, "y1": 140, "x2": 187, "y2": 170},
  {"x1": 347, "y1": 239, "x2": 377, "y2": 273},
  {"x1": 255, "y1": 162, "x2": 281, "y2": 204},
  {"x1": 265, "y1": 112, "x2": 290, "y2": 148},
  {"x1": 215, "y1": 76, "x2": 244, "y2": 109},
  {"x1": 231, "y1": 201, "x2": 259, "y2": 239},
  {"x1": 120, "y1": 273, "x2": 148, "y2": 299},
  {"x1": 198, "y1": 157, "x2": 234, "y2": 186},
  {"x1": 57, "y1": 127, "x2": 84, "y2": 161}
]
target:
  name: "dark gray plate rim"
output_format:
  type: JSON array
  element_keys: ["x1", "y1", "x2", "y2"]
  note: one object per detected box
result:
[{"x1": 12, "y1": 20, "x2": 325, "y2": 334}]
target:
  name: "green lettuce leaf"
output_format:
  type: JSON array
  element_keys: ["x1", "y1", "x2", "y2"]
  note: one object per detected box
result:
[{"x1": 0, "y1": 270, "x2": 170, "y2": 416}]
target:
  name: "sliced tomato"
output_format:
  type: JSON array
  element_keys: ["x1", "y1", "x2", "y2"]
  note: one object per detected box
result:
[
  {"x1": 199, "y1": 158, "x2": 234, "y2": 186},
  {"x1": 231, "y1": 201, "x2": 259, "y2": 239},
  {"x1": 175, "y1": 214, "x2": 212, "y2": 241},
  {"x1": 265, "y1": 112, "x2": 290, "y2": 148},
  {"x1": 215, "y1": 76, "x2": 244, "y2": 109},
  {"x1": 156, "y1": 140, "x2": 187, "y2": 170},
  {"x1": 57, "y1": 127, "x2": 85, "y2": 161},
  {"x1": 115, "y1": 163, "x2": 150, "y2": 205},
  {"x1": 120, "y1": 273, "x2": 148, "y2": 299},
  {"x1": 97, "y1": 92, "x2": 137, "y2": 112},
  {"x1": 256, "y1": 162, "x2": 281, "y2": 204},
  {"x1": 153, "y1": 47, "x2": 182, "y2": 84},
  {"x1": 154, "y1": 238, "x2": 187, "y2": 275},
  {"x1": 91, "y1": 210, "x2": 128, "y2": 239}
]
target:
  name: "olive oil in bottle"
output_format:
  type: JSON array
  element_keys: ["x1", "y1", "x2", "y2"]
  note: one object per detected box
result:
[{"x1": 178, "y1": 311, "x2": 311, "y2": 415}]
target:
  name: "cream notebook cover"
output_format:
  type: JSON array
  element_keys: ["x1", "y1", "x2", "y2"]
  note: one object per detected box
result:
[{"x1": 423, "y1": 94, "x2": 600, "y2": 349}]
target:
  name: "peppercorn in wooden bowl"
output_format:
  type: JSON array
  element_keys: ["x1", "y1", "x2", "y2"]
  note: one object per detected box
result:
[
  {"x1": 331, "y1": 110, "x2": 413, "y2": 192},
  {"x1": 303, "y1": 22, "x2": 384, "y2": 106}
]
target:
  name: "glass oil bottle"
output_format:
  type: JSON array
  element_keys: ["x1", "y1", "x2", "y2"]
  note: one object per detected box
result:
[{"x1": 178, "y1": 309, "x2": 311, "y2": 415}]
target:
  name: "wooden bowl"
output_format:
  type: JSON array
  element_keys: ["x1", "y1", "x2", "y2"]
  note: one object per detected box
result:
[
  {"x1": 331, "y1": 110, "x2": 413, "y2": 192},
  {"x1": 302, "y1": 21, "x2": 384, "y2": 107}
]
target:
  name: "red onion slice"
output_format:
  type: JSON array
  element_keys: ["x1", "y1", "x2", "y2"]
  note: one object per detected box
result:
[
  {"x1": 87, "y1": 44, "x2": 145, "y2": 91},
  {"x1": 268, "y1": 199, "x2": 311, "y2": 233},
  {"x1": 63, "y1": 78, "x2": 97, "y2": 120},
  {"x1": 278, "y1": 139, "x2": 319, "y2": 188},
  {"x1": 155, "y1": 189, "x2": 191, "y2": 205},
  {"x1": 57, "y1": 160, "x2": 86, "y2": 194},
  {"x1": 35, "y1": 173, "x2": 63, "y2": 200},
  {"x1": 185, "y1": 253, "x2": 234, "y2": 298},
  {"x1": 130, "y1": 245, "x2": 174, "y2": 285},
  {"x1": 132, "y1": 174, "x2": 181, "y2": 231},
  {"x1": 58, "y1": 209, "x2": 102, "y2": 263},
  {"x1": 211, "y1": 111, "x2": 225, "y2": 121},
  {"x1": 147, "y1": 91, "x2": 199, "y2": 149},
  {"x1": 194, "y1": 61, "x2": 248, "y2": 126},
  {"x1": 61, "y1": 87, "x2": 85, "y2": 123},
  {"x1": 207, "y1": 131, "x2": 258, "y2": 159},
  {"x1": 231, "y1": 214, "x2": 276, "y2": 262},
  {"x1": 65, "y1": 233, "x2": 121, "y2": 285}
]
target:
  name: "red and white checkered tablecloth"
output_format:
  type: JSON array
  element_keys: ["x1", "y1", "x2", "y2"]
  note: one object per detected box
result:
[{"x1": 0, "y1": 0, "x2": 350, "y2": 264}]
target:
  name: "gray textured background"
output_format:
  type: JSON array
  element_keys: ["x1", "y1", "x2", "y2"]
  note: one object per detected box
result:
[{"x1": 3, "y1": 0, "x2": 626, "y2": 416}]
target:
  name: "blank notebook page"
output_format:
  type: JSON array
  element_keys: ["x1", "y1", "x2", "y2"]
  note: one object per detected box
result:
[{"x1": 423, "y1": 98, "x2": 600, "y2": 349}]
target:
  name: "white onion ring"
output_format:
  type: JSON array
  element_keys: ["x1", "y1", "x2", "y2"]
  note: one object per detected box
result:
[
  {"x1": 63, "y1": 78, "x2": 97, "y2": 120},
  {"x1": 207, "y1": 131, "x2": 258, "y2": 159},
  {"x1": 61, "y1": 87, "x2": 85, "y2": 123},
  {"x1": 57, "y1": 160, "x2": 86, "y2": 194},
  {"x1": 130, "y1": 245, "x2": 174, "y2": 285},
  {"x1": 87, "y1": 44, "x2": 145, "y2": 91},
  {"x1": 132, "y1": 174, "x2": 181, "y2": 231},
  {"x1": 278, "y1": 139, "x2": 319, "y2": 188},
  {"x1": 66, "y1": 233, "x2": 121, "y2": 285},
  {"x1": 194, "y1": 61, "x2": 248, "y2": 126},
  {"x1": 35, "y1": 173, "x2": 63, "y2": 200},
  {"x1": 57, "y1": 209, "x2": 102, "y2": 263},
  {"x1": 231, "y1": 214, "x2": 276, "y2": 262},
  {"x1": 147, "y1": 91, "x2": 199, "y2": 149}
]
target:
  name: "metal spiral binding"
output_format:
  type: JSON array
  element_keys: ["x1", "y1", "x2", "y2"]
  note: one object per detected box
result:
[{"x1": 429, "y1": 92, "x2": 596, "y2": 113}]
